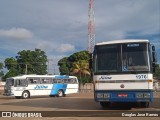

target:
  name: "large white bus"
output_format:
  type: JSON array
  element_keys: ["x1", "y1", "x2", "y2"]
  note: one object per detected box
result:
[
  {"x1": 92, "y1": 39, "x2": 157, "y2": 108},
  {"x1": 3, "y1": 75, "x2": 79, "y2": 99}
]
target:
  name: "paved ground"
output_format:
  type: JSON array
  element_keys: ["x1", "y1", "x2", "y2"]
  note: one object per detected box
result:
[{"x1": 0, "y1": 92, "x2": 159, "y2": 120}]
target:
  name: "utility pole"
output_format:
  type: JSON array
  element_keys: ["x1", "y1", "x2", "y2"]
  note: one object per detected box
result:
[{"x1": 25, "y1": 64, "x2": 28, "y2": 75}]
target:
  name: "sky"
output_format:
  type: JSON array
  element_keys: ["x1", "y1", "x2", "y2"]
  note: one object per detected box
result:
[{"x1": 0, "y1": 0, "x2": 160, "y2": 74}]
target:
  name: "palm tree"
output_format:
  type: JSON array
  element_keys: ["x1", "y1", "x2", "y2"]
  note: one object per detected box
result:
[{"x1": 71, "y1": 60, "x2": 90, "y2": 83}]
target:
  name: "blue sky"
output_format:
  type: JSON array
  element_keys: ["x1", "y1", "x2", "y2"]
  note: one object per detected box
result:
[{"x1": 0, "y1": 0, "x2": 160, "y2": 74}]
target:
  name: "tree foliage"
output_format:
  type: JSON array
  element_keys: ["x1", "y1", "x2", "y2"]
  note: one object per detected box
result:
[
  {"x1": 58, "y1": 50, "x2": 92, "y2": 83},
  {"x1": 71, "y1": 60, "x2": 91, "y2": 84},
  {"x1": 4, "y1": 48, "x2": 47, "y2": 79},
  {"x1": 0, "y1": 62, "x2": 4, "y2": 77},
  {"x1": 4, "y1": 58, "x2": 18, "y2": 79},
  {"x1": 154, "y1": 64, "x2": 160, "y2": 79},
  {"x1": 58, "y1": 57, "x2": 70, "y2": 75},
  {"x1": 71, "y1": 60, "x2": 90, "y2": 77}
]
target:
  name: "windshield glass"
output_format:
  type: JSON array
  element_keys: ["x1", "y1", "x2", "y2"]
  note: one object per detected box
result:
[
  {"x1": 122, "y1": 43, "x2": 149, "y2": 72},
  {"x1": 94, "y1": 43, "x2": 149, "y2": 73},
  {"x1": 6, "y1": 79, "x2": 14, "y2": 86},
  {"x1": 94, "y1": 44, "x2": 121, "y2": 72}
]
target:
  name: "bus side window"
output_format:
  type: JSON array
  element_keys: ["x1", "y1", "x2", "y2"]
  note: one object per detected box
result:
[
  {"x1": 21, "y1": 79, "x2": 28, "y2": 87},
  {"x1": 71, "y1": 78, "x2": 75, "y2": 84},
  {"x1": 41, "y1": 78, "x2": 45, "y2": 84},
  {"x1": 33, "y1": 78, "x2": 40, "y2": 84},
  {"x1": 28, "y1": 78, "x2": 33, "y2": 84},
  {"x1": 73, "y1": 78, "x2": 77, "y2": 84},
  {"x1": 57, "y1": 79, "x2": 62, "y2": 83},
  {"x1": 53, "y1": 79, "x2": 57, "y2": 83},
  {"x1": 68, "y1": 78, "x2": 76, "y2": 84},
  {"x1": 14, "y1": 80, "x2": 20, "y2": 87},
  {"x1": 15, "y1": 79, "x2": 27, "y2": 87},
  {"x1": 28, "y1": 78, "x2": 40, "y2": 84},
  {"x1": 68, "y1": 79, "x2": 72, "y2": 84},
  {"x1": 48, "y1": 78, "x2": 52, "y2": 84},
  {"x1": 28, "y1": 79, "x2": 32, "y2": 84},
  {"x1": 63, "y1": 79, "x2": 68, "y2": 84},
  {"x1": 41, "y1": 78, "x2": 52, "y2": 84}
]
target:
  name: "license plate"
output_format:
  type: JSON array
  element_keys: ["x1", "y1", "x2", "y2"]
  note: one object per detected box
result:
[{"x1": 118, "y1": 94, "x2": 128, "y2": 97}]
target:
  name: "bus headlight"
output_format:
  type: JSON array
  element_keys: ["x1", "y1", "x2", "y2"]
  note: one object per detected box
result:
[
  {"x1": 136, "y1": 93, "x2": 143, "y2": 98},
  {"x1": 144, "y1": 93, "x2": 151, "y2": 98},
  {"x1": 104, "y1": 93, "x2": 110, "y2": 98},
  {"x1": 97, "y1": 93, "x2": 103, "y2": 98}
]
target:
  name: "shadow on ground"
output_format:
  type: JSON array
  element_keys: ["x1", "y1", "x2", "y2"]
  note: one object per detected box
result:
[{"x1": 1, "y1": 95, "x2": 160, "y2": 111}]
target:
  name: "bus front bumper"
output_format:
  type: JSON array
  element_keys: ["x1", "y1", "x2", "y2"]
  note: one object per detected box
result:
[
  {"x1": 3, "y1": 93, "x2": 14, "y2": 96},
  {"x1": 94, "y1": 90, "x2": 154, "y2": 102}
]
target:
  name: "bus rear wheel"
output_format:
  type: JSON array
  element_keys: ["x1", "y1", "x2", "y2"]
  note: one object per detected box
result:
[
  {"x1": 100, "y1": 102, "x2": 111, "y2": 108},
  {"x1": 22, "y1": 91, "x2": 30, "y2": 99},
  {"x1": 49, "y1": 95, "x2": 55, "y2": 97},
  {"x1": 58, "y1": 90, "x2": 64, "y2": 97},
  {"x1": 15, "y1": 96, "x2": 21, "y2": 99},
  {"x1": 141, "y1": 102, "x2": 149, "y2": 108}
]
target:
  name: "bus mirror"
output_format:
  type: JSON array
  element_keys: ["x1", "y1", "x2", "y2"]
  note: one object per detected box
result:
[
  {"x1": 152, "y1": 46, "x2": 155, "y2": 51},
  {"x1": 152, "y1": 63, "x2": 156, "y2": 73},
  {"x1": 152, "y1": 51, "x2": 157, "y2": 63},
  {"x1": 152, "y1": 45, "x2": 157, "y2": 63}
]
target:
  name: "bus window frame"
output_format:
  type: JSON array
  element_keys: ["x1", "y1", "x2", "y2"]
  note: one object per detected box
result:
[
  {"x1": 40, "y1": 78, "x2": 52, "y2": 84},
  {"x1": 27, "y1": 77, "x2": 40, "y2": 84},
  {"x1": 14, "y1": 79, "x2": 28, "y2": 87},
  {"x1": 52, "y1": 79, "x2": 57, "y2": 84}
]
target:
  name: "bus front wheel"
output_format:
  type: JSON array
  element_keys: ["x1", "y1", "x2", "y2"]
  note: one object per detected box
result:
[
  {"x1": 15, "y1": 96, "x2": 21, "y2": 99},
  {"x1": 58, "y1": 90, "x2": 64, "y2": 97},
  {"x1": 22, "y1": 91, "x2": 30, "y2": 99},
  {"x1": 100, "y1": 102, "x2": 111, "y2": 108}
]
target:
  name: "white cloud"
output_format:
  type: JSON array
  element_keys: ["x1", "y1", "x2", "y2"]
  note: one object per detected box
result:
[
  {"x1": 0, "y1": 0, "x2": 159, "y2": 65},
  {"x1": 103, "y1": 31, "x2": 127, "y2": 41},
  {"x1": 57, "y1": 44, "x2": 75, "y2": 53},
  {"x1": 36, "y1": 41, "x2": 53, "y2": 52},
  {"x1": 0, "y1": 27, "x2": 33, "y2": 40},
  {"x1": 96, "y1": 0, "x2": 160, "y2": 40}
]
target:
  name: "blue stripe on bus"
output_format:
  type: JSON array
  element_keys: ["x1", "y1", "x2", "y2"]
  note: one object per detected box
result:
[
  {"x1": 55, "y1": 75, "x2": 69, "y2": 78},
  {"x1": 94, "y1": 90, "x2": 154, "y2": 102},
  {"x1": 50, "y1": 84, "x2": 68, "y2": 95}
]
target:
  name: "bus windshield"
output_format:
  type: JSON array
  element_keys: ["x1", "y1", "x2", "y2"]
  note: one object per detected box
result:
[
  {"x1": 6, "y1": 79, "x2": 14, "y2": 86},
  {"x1": 94, "y1": 43, "x2": 150, "y2": 73}
]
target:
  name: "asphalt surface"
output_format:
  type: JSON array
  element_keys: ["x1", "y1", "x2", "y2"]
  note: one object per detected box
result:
[{"x1": 0, "y1": 92, "x2": 159, "y2": 120}]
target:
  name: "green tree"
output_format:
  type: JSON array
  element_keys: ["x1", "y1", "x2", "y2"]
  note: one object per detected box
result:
[
  {"x1": 0, "y1": 62, "x2": 4, "y2": 77},
  {"x1": 16, "y1": 48, "x2": 47, "y2": 75},
  {"x1": 4, "y1": 57, "x2": 19, "y2": 79},
  {"x1": 154, "y1": 64, "x2": 160, "y2": 79},
  {"x1": 58, "y1": 50, "x2": 92, "y2": 84},
  {"x1": 68, "y1": 50, "x2": 90, "y2": 62},
  {"x1": 58, "y1": 57, "x2": 70, "y2": 75},
  {"x1": 4, "y1": 57, "x2": 18, "y2": 70},
  {"x1": 71, "y1": 60, "x2": 91, "y2": 84},
  {"x1": 4, "y1": 48, "x2": 47, "y2": 79}
]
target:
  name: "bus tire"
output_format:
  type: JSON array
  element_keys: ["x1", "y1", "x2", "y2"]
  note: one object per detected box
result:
[
  {"x1": 22, "y1": 91, "x2": 30, "y2": 99},
  {"x1": 49, "y1": 95, "x2": 55, "y2": 97},
  {"x1": 141, "y1": 102, "x2": 149, "y2": 108},
  {"x1": 15, "y1": 96, "x2": 21, "y2": 99},
  {"x1": 58, "y1": 90, "x2": 64, "y2": 97},
  {"x1": 100, "y1": 102, "x2": 111, "y2": 108}
]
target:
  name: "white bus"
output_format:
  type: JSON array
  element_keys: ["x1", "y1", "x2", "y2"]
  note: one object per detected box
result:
[
  {"x1": 92, "y1": 39, "x2": 157, "y2": 108},
  {"x1": 3, "y1": 75, "x2": 79, "y2": 99}
]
